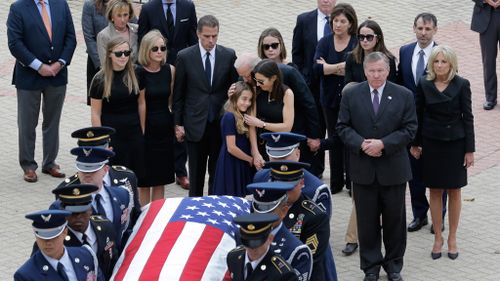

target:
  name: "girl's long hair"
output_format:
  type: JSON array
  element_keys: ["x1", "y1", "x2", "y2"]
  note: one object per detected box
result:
[{"x1": 224, "y1": 81, "x2": 256, "y2": 136}]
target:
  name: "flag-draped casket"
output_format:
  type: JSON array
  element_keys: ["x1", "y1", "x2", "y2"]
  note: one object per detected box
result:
[{"x1": 111, "y1": 196, "x2": 251, "y2": 281}]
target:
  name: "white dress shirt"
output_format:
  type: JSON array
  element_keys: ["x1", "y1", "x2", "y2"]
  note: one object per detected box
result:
[
  {"x1": 316, "y1": 9, "x2": 330, "y2": 41},
  {"x1": 199, "y1": 43, "x2": 216, "y2": 84},
  {"x1": 411, "y1": 42, "x2": 434, "y2": 83},
  {"x1": 41, "y1": 247, "x2": 78, "y2": 281}
]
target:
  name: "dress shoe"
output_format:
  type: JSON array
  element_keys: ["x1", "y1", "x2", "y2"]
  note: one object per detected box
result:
[
  {"x1": 483, "y1": 101, "x2": 497, "y2": 110},
  {"x1": 448, "y1": 252, "x2": 459, "y2": 260},
  {"x1": 407, "y1": 217, "x2": 428, "y2": 232},
  {"x1": 363, "y1": 273, "x2": 379, "y2": 281},
  {"x1": 42, "y1": 165, "x2": 65, "y2": 178},
  {"x1": 176, "y1": 176, "x2": 190, "y2": 190},
  {"x1": 330, "y1": 185, "x2": 343, "y2": 194},
  {"x1": 23, "y1": 169, "x2": 38, "y2": 183},
  {"x1": 387, "y1": 272, "x2": 403, "y2": 281},
  {"x1": 430, "y1": 223, "x2": 445, "y2": 234},
  {"x1": 342, "y1": 243, "x2": 358, "y2": 256},
  {"x1": 431, "y1": 252, "x2": 442, "y2": 260}
]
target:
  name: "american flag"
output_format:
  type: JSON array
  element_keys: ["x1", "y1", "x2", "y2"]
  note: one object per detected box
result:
[{"x1": 111, "y1": 196, "x2": 251, "y2": 281}]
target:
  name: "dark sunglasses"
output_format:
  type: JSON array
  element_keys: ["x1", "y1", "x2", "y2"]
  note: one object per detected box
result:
[
  {"x1": 262, "y1": 42, "x2": 280, "y2": 50},
  {"x1": 253, "y1": 77, "x2": 265, "y2": 85},
  {"x1": 113, "y1": 50, "x2": 132, "y2": 57},
  {"x1": 357, "y1": 34, "x2": 377, "y2": 42},
  {"x1": 151, "y1": 46, "x2": 167, "y2": 52}
]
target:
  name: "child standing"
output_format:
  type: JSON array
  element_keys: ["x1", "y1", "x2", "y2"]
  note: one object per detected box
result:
[{"x1": 212, "y1": 82, "x2": 256, "y2": 197}]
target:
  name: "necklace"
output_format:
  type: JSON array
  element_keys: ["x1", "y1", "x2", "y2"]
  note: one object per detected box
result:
[{"x1": 144, "y1": 65, "x2": 161, "y2": 73}]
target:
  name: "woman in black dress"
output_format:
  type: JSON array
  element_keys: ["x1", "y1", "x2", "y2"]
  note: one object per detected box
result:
[
  {"x1": 90, "y1": 36, "x2": 145, "y2": 185},
  {"x1": 313, "y1": 3, "x2": 358, "y2": 194},
  {"x1": 243, "y1": 59, "x2": 294, "y2": 165},
  {"x1": 411, "y1": 46, "x2": 475, "y2": 260},
  {"x1": 136, "y1": 30, "x2": 175, "y2": 205}
]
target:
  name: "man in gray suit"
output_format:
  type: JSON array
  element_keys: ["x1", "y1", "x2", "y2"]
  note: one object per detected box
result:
[
  {"x1": 173, "y1": 15, "x2": 238, "y2": 197},
  {"x1": 471, "y1": 0, "x2": 500, "y2": 110},
  {"x1": 337, "y1": 52, "x2": 417, "y2": 281}
]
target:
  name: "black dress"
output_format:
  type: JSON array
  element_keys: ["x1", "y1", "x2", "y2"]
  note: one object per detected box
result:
[
  {"x1": 89, "y1": 69, "x2": 145, "y2": 179},
  {"x1": 256, "y1": 88, "x2": 286, "y2": 159},
  {"x1": 415, "y1": 76, "x2": 475, "y2": 189},
  {"x1": 137, "y1": 65, "x2": 175, "y2": 186}
]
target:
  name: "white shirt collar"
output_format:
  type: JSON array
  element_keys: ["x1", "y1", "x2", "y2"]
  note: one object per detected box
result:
[
  {"x1": 198, "y1": 43, "x2": 216, "y2": 58},
  {"x1": 412, "y1": 41, "x2": 435, "y2": 60},
  {"x1": 369, "y1": 82, "x2": 387, "y2": 99},
  {"x1": 41, "y1": 247, "x2": 71, "y2": 272},
  {"x1": 69, "y1": 224, "x2": 97, "y2": 251},
  {"x1": 244, "y1": 245, "x2": 270, "y2": 276}
]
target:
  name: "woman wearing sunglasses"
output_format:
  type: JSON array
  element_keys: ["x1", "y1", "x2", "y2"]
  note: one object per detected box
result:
[
  {"x1": 90, "y1": 36, "x2": 146, "y2": 184},
  {"x1": 345, "y1": 20, "x2": 397, "y2": 86},
  {"x1": 97, "y1": 0, "x2": 138, "y2": 66},
  {"x1": 257, "y1": 28, "x2": 297, "y2": 69},
  {"x1": 313, "y1": 3, "x2": 358, "y2": 194},
  {"x1": 135, "y1": 30, "x2": 175, "y2": 206}
]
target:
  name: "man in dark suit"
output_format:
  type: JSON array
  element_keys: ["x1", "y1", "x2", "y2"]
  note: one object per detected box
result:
[
  {"x1": 173, "y1": 15, "x2": 238, "y2": 197},
  {"x1": 337, "y1": 52, "x2": 417, "y2": 281},
  {"x1": 138, "y1": 0, "x2": 198, "y2": 190},
  {"x1": 471, "y1": 0, "x2": 500, "y2": 110},
  {"x1": 7, "y1": 0, "x2": 76, "y2": 183},
  {"x1": 291, "y1": 0, "x2": 336, "y2": 178},
  {"x1": 398, "y1": 13, "x2": 446, "y2": 234}
]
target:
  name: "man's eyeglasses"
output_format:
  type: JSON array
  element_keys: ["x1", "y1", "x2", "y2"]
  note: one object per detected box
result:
[
  {"x1": 357, "y1": 34, "x2": 377, "y2": 42},
  {"x1": 253, "y1": 77, "x2": 265, "y2": 85},
  {"x1": 113, "y1": 50, "x2": 132, "y2": 57},
  {"x1": 262, "y1": 42, "x2": 280, "y2": 51},
  {"x1": 151, "y1": 46, "x2": 167, "y2": 52}
]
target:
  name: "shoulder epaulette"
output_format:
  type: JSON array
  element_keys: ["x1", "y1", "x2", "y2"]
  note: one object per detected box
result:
[
  {"x1": 112, "y1": 165, "x2": 133, "y2": 173},
  {"x1": 229, "y1": 245, "x2": 245, "y2": 253},
  {"x1": 271, "y1": 255, "x2": 292, "y2": 273},
  {"x1": 301, "y1": 199, "x2": 321, "y2": 215},
  {"x1": 60, "y1": 173, "x2": 79, "y2": 186},
  {"x1": 90, "y1": 215, "x2": 108, "y2": 222}
]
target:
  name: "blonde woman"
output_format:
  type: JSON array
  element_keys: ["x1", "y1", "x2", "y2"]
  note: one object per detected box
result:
[
  {"x1": 136, "y1": 30, "x2": 175, "y2": 205},
  {"x1": 97, "y1": 0, "x2": 138, "y2": 66},
  {"x1": 411, "y1": 45, "x2": 475, "y2": 260},
  {"x1": 90, "y1": 37, "x2": 145, "y2": 181}
]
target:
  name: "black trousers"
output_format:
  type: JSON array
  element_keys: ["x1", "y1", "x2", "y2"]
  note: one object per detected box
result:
[
  {"x1": 480, "y1": 9, "x2": 500, "y2": 103},
  {"x1": 323, "y1": 106, "x2": 350, "y2": 191},
  {"x1": 186, "y1": 120, "x2": 221, "y2": 197},
  {"x1": 174, "y1": 139, "x2": 188, "y2": 177},
  {"x1": 353, "y1": 181, "x2": 406, "y2": 275}
]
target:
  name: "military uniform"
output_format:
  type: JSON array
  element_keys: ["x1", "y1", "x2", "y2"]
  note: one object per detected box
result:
[{"x1": 227, "y1": 246, "x2": 298, "y2": 281}]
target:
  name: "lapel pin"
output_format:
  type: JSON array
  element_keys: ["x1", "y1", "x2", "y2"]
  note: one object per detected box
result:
[
  {"x1": 261, "y1": 265, "x2": 266, "y2": 271},
  {"x1": 84, "y1": 265, "x2": 89, "y2": 271},
  {"x1": 388, "y1": 96, "x2": 392, "y2": 100},
  {"x1": 75, "y1": 258, "x2": 80, "y2": 263},
  {"x1": 42, "y1": 265, "x2": 49, "y2": 271}
]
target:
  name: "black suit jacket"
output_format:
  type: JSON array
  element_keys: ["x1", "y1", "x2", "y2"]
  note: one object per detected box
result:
[
  {"x1": 278, "y1": 64, "x2": 321, "y2": 138},
  {"x1": 471, "y1": 0, "x2": 493, "y2": 33},
  {"x1": 173, "y1": 44, "x2": 238, "y2": 142},
  {"x1": 138, "y1": 0, "x2": 197, "y2": 65},
  {"x1": 227, "y1": 246, "x2": 299, "y2": 281},
  {"x1": 414, "y1": 76, "x2": 475, "y2": 152},
  {"x1": 292, "y1": 9, "x2": 319, "y2": 87},
  {"x1": 7, "y1": 0, "x2": 76, "y2": 90},
  {"x1": 336, "y1": 81, "x2": 417, "y2": 186}
]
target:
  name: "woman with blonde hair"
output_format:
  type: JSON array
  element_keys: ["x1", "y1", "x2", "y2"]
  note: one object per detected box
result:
[
  {"x1": 136, "y1": 30, "x2": 175, "y2": 205},
  {"x1": 90, "y1": 36, "x2": 145, "y2": 180},
  {"x1": 97, "y1": 0, "x2": 138, "y2": 65},
  {"x1": 411, "y1": 45, "x2": 475, "y2": 260}
]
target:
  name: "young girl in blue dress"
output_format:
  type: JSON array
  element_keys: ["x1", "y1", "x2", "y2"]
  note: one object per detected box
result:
[{"x1": 212, "y1": 82, "x2": 256, "y2": 197}]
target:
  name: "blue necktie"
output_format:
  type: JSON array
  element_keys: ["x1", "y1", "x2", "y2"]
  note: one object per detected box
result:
[
  {"x1": 323, "y1": 16, "x2": 332, "y2": 37},
  {"x1": 95, "y1": 194, "x2": 107, "y2": 218},
  {"x1": 415, "y1": 50, "x2": 425, "y2": 84},
  {"x1": 165, "y1": 3, "x2": 174, "y2": 39},
  {"x1": 372, "y1": 89, "x2": 380, "y2": 114},
  {"x1": 57, "y1": 263, "x2": 70, "y2": 281}
]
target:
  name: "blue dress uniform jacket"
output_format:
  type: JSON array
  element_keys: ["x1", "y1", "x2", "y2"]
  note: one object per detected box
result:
[
  {"x1": 283, "y1": 195, "x2": 331, "y2": 281},
  {"x1": 253, "y1": 169, "x2": 332, "y2": 217},
  {"x1": 227, "y1": 245, "x2": 299, "y2": 281},
  {"x1": 15, "y1": 247, "x2": 104, "y2": 281},
  {"x1": 271, "y1": 223, "x2": 313, "y2": 281}
]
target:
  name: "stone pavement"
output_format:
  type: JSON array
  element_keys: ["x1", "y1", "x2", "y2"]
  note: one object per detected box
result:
[{"x1": 1, "y1": 0, "x2": 499, "y2": 280}]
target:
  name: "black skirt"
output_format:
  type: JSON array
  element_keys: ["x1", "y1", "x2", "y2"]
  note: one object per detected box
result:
[{"x1": 421, "y1": 137, "x2": 467, "y2": 189}]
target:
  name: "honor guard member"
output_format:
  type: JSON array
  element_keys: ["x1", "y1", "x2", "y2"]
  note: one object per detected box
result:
[
  {"x1": 52, "y1": 184, "x2": 119, "y2": 280},
  {"x1": 69, "y1": 147, "x2": 132, "y2": 247},
  {"x1": 60, "y1": 126, "x2": 141, "y2": 224},
  {"x1": 247, "y1": 182, "x2": 313, "y2": 281},
  {"x1": 255, "y1": 132, "x2": 332, "y2": 217},
  {"x1": 227, "y1": 213, "x2": 298, "y2": 281},
  {"x1": 265, "y1": 161, "x2": 331, "y2": 281},
  {"x1": 15, "y1": 210, "x2": 104, "y2": 281}
]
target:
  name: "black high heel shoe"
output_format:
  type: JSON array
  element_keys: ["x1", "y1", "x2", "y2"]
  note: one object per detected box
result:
[
  {"x1": 448, "y1": 252, "x2": 459, "y2": 260},
  {"x1": 431, "y1": 239, "x2": 444, "y2": 260}
]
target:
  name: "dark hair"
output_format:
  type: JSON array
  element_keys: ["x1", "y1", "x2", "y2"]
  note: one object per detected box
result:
[
  {"x1": 330, "y1": 3, "x2": 358, "y2": 36},
  {"x1": 95, "y1": 0, "x2": 107, "y2": 15},
  {"x1": 253, "y1": 59, "x2": 286, "y2": 102},
  {"x1": 257, "y1": 28, "x2": 287, "y2": 62},
  {"x1": 197, "y1": 15, "x2": 219, "y2": 32},
  {"x1": 413, "y1": 12, "x2": 437, "y2": 27},
  {"x1": 351, "y1": 20, "x2": 395, "y2": 64}
]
